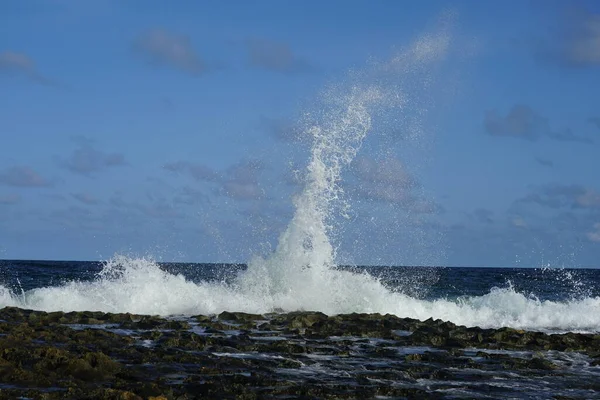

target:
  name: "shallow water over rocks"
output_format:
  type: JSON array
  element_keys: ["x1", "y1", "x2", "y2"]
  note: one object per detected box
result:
[{"x1": 0, "y1": 307, "x2": 599, "y2": 399}]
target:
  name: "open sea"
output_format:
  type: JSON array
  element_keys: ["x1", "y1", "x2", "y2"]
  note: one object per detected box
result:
[{"x1": 1, "y1": 259, "x2": 599, "y2": 334}]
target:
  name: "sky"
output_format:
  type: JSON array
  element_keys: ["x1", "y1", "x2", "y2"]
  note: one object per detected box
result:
[{"x1": 1, "y1": 0, "x2": 599, "y2": 267}]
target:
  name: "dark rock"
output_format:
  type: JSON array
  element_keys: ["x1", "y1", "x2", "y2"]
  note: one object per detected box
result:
[
  {"x1": 218, "y1": 311, "x2": 264, "y2": 323},
  {"x1": 0, "y1": 307, "x2": 596, "y2": 399},
  {"x1": 272, "y1": 311, "x2": 328, "y2": 329}
]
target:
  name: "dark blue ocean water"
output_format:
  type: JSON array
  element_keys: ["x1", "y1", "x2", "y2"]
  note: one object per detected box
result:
[{"x1": 1, "y1": 259, "x2": 598, "y2": 301}]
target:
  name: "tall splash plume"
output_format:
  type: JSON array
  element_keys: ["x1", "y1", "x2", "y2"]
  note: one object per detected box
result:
[
  {"x1": 234, "y1": 22, "x2": 454, "y2": 312},
  {"x1": 250, "y1": 87, "x2": 382, "y2": 270},
  {"x1": 236, "y1": 87, "x2": 383, "y2": 311}
]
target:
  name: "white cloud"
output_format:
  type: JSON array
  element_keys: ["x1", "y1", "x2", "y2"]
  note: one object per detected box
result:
[
  {"x1": 587, "y1": 223, "x2": 600, "y2": 243},
  {"x1": 163, "y1": 159, "x2": 265, "y2": 201},
  {"x1": 0, "y1": 166, "x2": 51, "y2": 187},
  {"x1": 350, "y1": 156, "x2": 441, "y2": 214},
  {"x1": 516, "y1": 183, "x2": 600, "y2": 210},
  {"x1": 485, "y1": 105, "x2": 593, "y2": 143},
  {"x1": 163, "y1": 161, "x2": 219, "y2": 182},
  {"x1": 133, "y1": 29, "x2": 205, "y2": 75},
  {"x1": 534, "y1": 8, "x2": 600, "y2": 68},
  {"x1": 58, "y1": 137, "x2": 127, "y2": 177},
  {"x1": 564, "y1": 13, "x2": 600, "y2": 66},
  {"x1": 71, "y1": 192, "x2": 99, "y2": 205},
  {"x1": 246, "y1": 39, "x2": 311, "y2": 73},
  {"x1": 576, "y1": 189, "x2": 600, "y2": 208},
  {"x1": 0, "y1": 194, "x2": 21, "y2": 205},
  {"x1": 511, "y1": 217, "x2": 527, "y2": 228},
  {"x1": 0, "y1": 51, "x2": 54, "y2": 85}
]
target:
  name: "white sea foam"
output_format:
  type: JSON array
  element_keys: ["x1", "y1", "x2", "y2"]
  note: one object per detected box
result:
[
  {"x1": 1, "y1": 256, "x2": 599, "y2": 333},
  {"x1": 1, "y1": 16, "x2": 598, "y2": 333}
]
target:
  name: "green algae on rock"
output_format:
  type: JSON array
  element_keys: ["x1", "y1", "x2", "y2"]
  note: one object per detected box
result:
[{"x1": 0, "y1": 306, "x2": 599, "y2": 399}]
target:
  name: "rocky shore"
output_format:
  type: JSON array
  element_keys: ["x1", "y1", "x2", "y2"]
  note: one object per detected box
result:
[{"x1": 0, "y1": 307, "x2": 599, "y2": 399}]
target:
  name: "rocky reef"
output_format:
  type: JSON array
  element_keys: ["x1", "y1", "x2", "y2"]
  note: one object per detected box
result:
[{"x1": 0, "y1": 307, "x2": 599, "y2": 399}]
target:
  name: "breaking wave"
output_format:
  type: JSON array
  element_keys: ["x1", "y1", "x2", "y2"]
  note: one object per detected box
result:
[{"x1": 0, "y1": 256, "x2": 599, "y2": 333}]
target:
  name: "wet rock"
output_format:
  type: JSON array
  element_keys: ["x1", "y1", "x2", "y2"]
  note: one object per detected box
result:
[
  {"x1": 526, "y1": 356, "x2": 559, "y2": 370},
  {"x1": 218, "y1": 311, "x2": 263, "y2": 322},
  {"x1": 256, "y1": 341, "x2": 306, "y2": 354},
  {"x1": 270, "y1": 311, "x2": 328, "y2": 329},
  {"x1": 493, "y1": 353, "x2": 559, "y2": 371},
  {"x1": 102, "y1": 389, "x2": 144, "y2": 400},
  {"x1": 193, "y1": 314, "x2": 212, "y2": 324},
  {"x1": 0, "y1": 307, "x2": 597, "y2": 399},
  {"x1": 405, "y1": 353, "x2": 424, "y2": 362},
  {"x1": 449, "y1": 327, "x2": 483, "y2": 344}
]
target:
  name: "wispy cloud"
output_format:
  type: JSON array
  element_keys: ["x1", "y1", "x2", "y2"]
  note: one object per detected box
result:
[
  {"x1": 71, "y1": 192, "x2": 99, "y2": 205},
  {"x1": 0, "y1": 166, "x2": 51, "y2": 187},
  {"x1": 47, "y1": 205, "x2": 98, "y2": 230},
  {"x1": 160, "y1": 97, "x2": 174, "y2": 112},
  {"x1": 108, "y1": 191, "x2": 183, "y2": 221},
  {"x1": 473, "y1": 208, "x2": 494, "y2": 224},
  {"x1": 133, "y1": 29, "x2": 205, "y2": 75},
  {"x1": 511, "y1": 216, "x2": 527, "y2": 228},
  {"x1": 534, "y1": 8, "x2": 600, "y2": 68},
  {"x1": 246, "y1": 39, "x2": 312, "y2": 73},
  {"x1": 258, "y1": 115, "x2": 307, "y2": 142},
  {"x1": 590, "y1": 117, "x2": 600, "y2": 131},
  {"x1": 564, "y1": 12, "x2": 600, "y2": 67},
  {"x1": 173, "y1": 185, "x2": 208, "y2": 206},
  {"x1": 484, "y1": 105, "x2": 545, "y2": 141},
  {"x1": 220, "y1": 160, "x2": 264, "y2": 201},
  {"x1": 162, "y1": 161, "x2": 219, "y2": 182},
  {"x1": 484, "y1": 105, "x2": 594, "y2": 143},
  {"x1": 0, "y1": 51, "x2": 54, "y2": 85},
  {"x1": 547, "y1": 129, "x2": 594, "y2": 144},
  {"x1": 0, "y1": 194, "x2": 21, "y2": 205},
  {"x1": 163, "y1": 159, "x2": 265, "y2": 201},
  {"x1": 535, "y1": 157, "x2": 554, "y2": 168},
  {"x1": 515, "y1": 183, "x2": 600, "y2": 210},
  {"x1": 350, "y1": 156, "x2": 441, "y2": 214},
  {"x1": 588, "y1": 223, "x2": 600, "y2": 243},
  {"x1": 577, "y1": 189, "x2": 600, "y2": 208},
  {"x1": 57, "y1": 137, "x2": 127, "y2": 177},
  {"x1": 139, "y1": 198, "x2": 182, "y2": 219},
  {"x1": 353, "y1": 157, "x2": 418, "y2": 192}
]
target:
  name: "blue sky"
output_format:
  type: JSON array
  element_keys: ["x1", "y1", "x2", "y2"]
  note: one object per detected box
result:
[{"x1": 1, "y1": 0, "x2": 599, "y2": 267}]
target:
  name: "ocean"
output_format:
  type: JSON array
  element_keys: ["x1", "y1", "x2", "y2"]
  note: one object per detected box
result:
[{"x1": 1, "y1": 259, "x2": 599, "y2": 333}]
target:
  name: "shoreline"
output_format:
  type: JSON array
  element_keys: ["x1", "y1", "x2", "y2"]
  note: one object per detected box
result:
[{"x1": 1, "y1": 307, "x2": 599, "y2": 399}]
